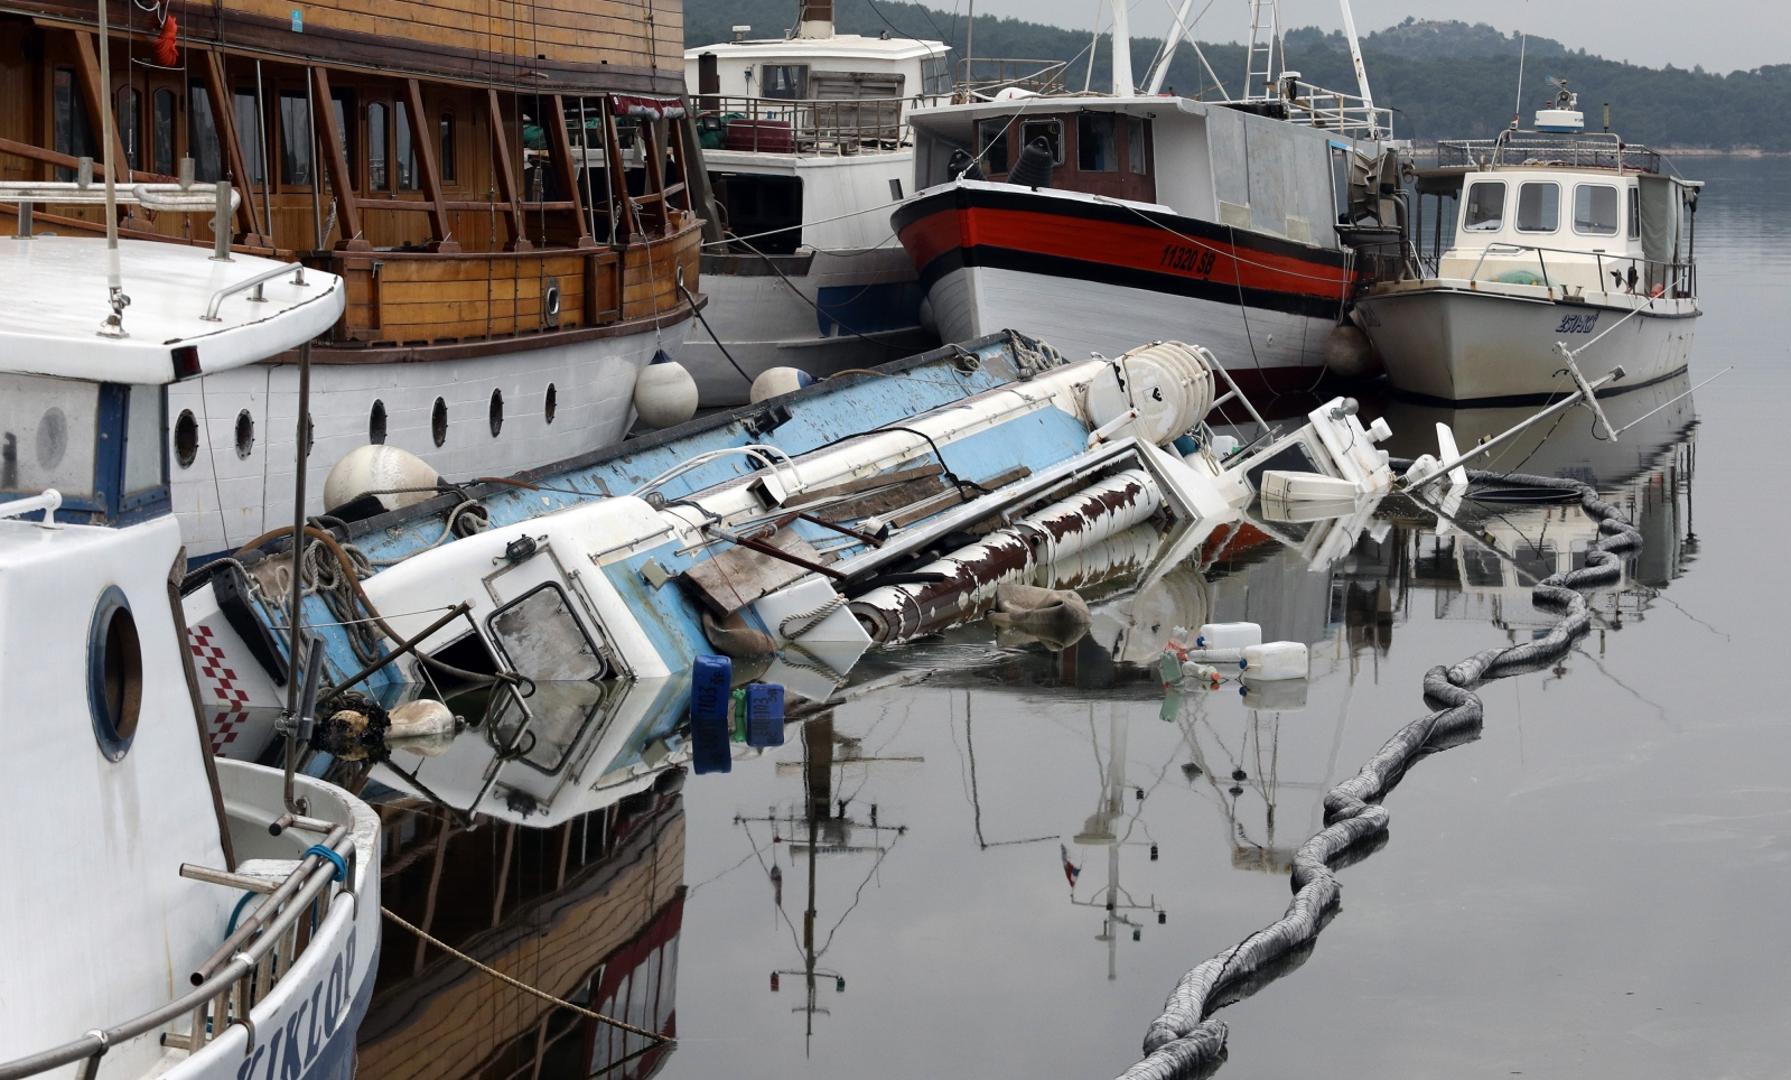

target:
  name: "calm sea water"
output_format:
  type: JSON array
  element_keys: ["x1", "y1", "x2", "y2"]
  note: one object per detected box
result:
[{"x1": 357, "y1": 156, "x2": 1791, "y2": 1080}]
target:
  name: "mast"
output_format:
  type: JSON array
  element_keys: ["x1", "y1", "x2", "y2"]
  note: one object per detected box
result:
[
  {"x1": 1337, "y1": 0, "x2": 1380, "y2": 138},
  {"x1": 1108, "y1": 0, "x2": 1134, "y2": 96}
]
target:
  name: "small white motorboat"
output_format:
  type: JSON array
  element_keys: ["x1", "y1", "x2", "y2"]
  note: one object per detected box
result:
[
  {"x1": 0, "y1": 187, "x2": 382, "y2": 1079},
  {"x1": 1352, "y1": 80, "x2": 1702, "y2": 403}
]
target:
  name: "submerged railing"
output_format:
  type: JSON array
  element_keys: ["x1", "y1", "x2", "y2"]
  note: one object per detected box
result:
[{"x1": 0, "y1": 818, "x2": 356, "y2": 1079}]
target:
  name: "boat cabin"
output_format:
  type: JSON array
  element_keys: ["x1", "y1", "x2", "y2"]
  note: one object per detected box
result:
[{"x1": 1413, "y1": 124, "x2": 1701, "y2": 300}]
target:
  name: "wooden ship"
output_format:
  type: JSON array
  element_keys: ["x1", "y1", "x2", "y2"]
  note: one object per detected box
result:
[{"x1": 0, "y1": 0, "x2": 708, "y2": 557}]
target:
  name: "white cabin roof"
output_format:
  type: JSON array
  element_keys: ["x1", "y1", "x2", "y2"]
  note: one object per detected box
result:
[
  {"x1": 0, "y1": 237, "x2": 343, "y2": 385},
  {"x1": 686, "y1": 33, "x2": 946, "y2": 64}
]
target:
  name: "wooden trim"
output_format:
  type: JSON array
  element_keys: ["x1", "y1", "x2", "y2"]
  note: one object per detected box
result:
[
  {"x1": 310, "y1": 66, "x2": 367, "y2": 249},
  {"x1": 202, "y1": 49, "x2": 268, "y2": 243},
  {"x1": 0, "y1": 135, "x2": 176, "y2": 182},
  {"x1": 402, "y1": 78, "x2": 459, "y2": 250},
  {"x1": 601, "y1": 105, "x2": 632, "y2": 244},
  {"x1": 486, "y1": 88, "x2": 530, "y2": 251},
  {"x1": 545, "y1": 94, "x2": 591, "y2": 247},
  {"x1": 69, "y1": 30, "x2": 131, "y2": 184}
]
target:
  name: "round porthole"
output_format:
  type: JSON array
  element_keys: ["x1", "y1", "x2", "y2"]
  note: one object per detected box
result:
[
  {"x1": 489, "y1": 388, "x2": 505, "y2": 437},
  {"x1": 234, "y1": 410, "x2": 255, "y2": 459},
  {"x1": 544, "y1": 383, "x2": 558, "y2": 425},
  {"x1": 88, "y1": 586, "x2": 143, "y2": 762},
  {"x1": 369, "y1": 400, "x2": 388, "y2": 445},
  {"x1": 431, "y1": 397, "x2": 448, "y2": 447},
  {"x1": 174, "y1": 409, "x2": 199, "y2": 469},
  {"x1": 544, "y1": 282, "x2": 562, "y2": 320}
]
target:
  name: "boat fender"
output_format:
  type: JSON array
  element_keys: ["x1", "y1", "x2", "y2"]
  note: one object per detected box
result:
[
  {"x1": 633, "y1": 352, "x2": 700, "y2": 428},
  {"x1": 312, "y1": 692, "x2": 391, "y2": 761},
  {"x1": 749, "y1": 366, "x2": 814, "y2": 403},
  {"x1": 323, "y1": 444, "x2": 443, "y2": 515},
  {"x1": 1323, "y1": 322, "x2": 1381, "y2": 379},
  {"x1": 1007, "y1": 136, "x2": 1055, "y2": 189},
  {"x1": 987, "y1": 581, "x2": 1091, "y2": 650},
  {"x1": 690, "y1": 654, "x2": 733, "y2": 775},
  {"x1": 387, "y1": 699, "x2": 458, "y2": 740},
  {"x1": 701, "y1": 609, "x2": 777, "y2": 658}
]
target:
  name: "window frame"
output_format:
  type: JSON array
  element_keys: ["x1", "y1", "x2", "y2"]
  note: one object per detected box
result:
[
  {"x1": 1573, "y1": 182, "x2": 1621, "y2": 236},
  {"x1": 1126, "y1": 116, "x2": 1149, "y2": 175},
  {"x1": 276, "y1": 86, "x2": 315, "y2": 190},
  {"x1": 1019, "y1": 118, "x2": 1064, "y2": 165},
  {"x1": 366, "y1": 99, "x2": 390, "y2": 192},
  {"x1": 1077, "y1": 112, "x2": 1117, "y2": 173},
  {"x1": 439, "y1": 113, "x2": 456, "y2": 184},
  {"x1": 1462, "y1": 179, "x2": 1507, "y2": 233},
  {"x1": 759, "y1": 64, "x2": 810, "y2": 100},
  {"x1": 115, "y1": 85, "x2": 142, "y2": 172},
  {"x1": 151, "y1": 87, "x2": 177, "y2": 177},
  {"x1": 1514, "y1": 179, "x2": 1560, "y2": 234}
]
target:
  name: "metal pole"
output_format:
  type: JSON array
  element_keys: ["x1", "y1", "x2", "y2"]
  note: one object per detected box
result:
[
  {"x1": 254, "y1": 60, "x2": 273, "y2": 250},
  {"x1": 306, "y1": 68, "x2": 324, "y2": 251},
  {"x1": 324, "y1": 600, "x2": 473, "y2": 695},
  {"x1": 1401, "y1": 367, "x2": 1623, "y2": 493},
  {"x1": 282, "y1": 342, "x2": 314, "y2": 813}
]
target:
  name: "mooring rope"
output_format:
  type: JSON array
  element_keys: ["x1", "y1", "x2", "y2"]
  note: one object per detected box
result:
[
  {"x1": 1116, "y1": 467, "x2": 1644, "y2": 1080},
  {"x1": 379, "y1": 906, "x2": 674, "y2": 1046}
]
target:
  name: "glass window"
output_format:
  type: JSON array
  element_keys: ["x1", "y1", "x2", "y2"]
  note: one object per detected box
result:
[
  {"x1": 921, "y1": 55, "x2": 950, "y2": 96},
  {"x1": 52, "y1": 68, "x2": 97, "y2": 181},
  {"x1": 116, "y1": 87, "x2": 141, "y2": 171},
  {"x1": 152, "y1": 88, "x2": 175, "y2": 175},
  {"x1": 188, "y1": 87, "x2": 221, "y2": 182},
  {"x1": 1627, "y1": 186, "x2": 1640, "y2": 240},
  {"x1": 233, "y1": 89, "x2": 264, "y2": 183},
  {"x1": 976, "y1": 118, "x2": 1009, "y2": 173},
  {"x1": 759, "y1": 64, "x2": 809, "y2": 99},
  {"x1": 1463, "y1": 180, "x2": 1505, "y2": 232},
  {"x1": 1020, "y1": 119, "x2": 1063, "y2": 164},
  {"x1": 439, "y1": 115, "x2": 455, "y2": 183},
  {"x1": 1077, "y1": 112, "x2": 1115, "y2": 172},
  {"x1": 330, "y1": 90, "x2": 356, "y2": 185},
  {"x1": 278, "y1": 90, "x2": 312, "y2": 185},
  {"x1": 1574, "y1": 184, "x2": 1619, "y2": 235},
  {"x1": 395, "y1": 101, "x2": 418, "y2": 190},
  {"x1": 367, "y1": 101, "x2": 388, "y2": 190},
  {"x1": 1515, "y1": 181, "x2": 1558, "y2": 233},
  {"x1": 1127, "y1": 116, "x2": 1148, "y2": 174}
]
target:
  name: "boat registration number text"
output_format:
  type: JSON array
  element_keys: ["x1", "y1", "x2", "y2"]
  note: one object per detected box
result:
[
  {"x1": 1160, "y1": 243, "x2": 1219, "y2": 276},
  {"x1": 1556, "y1": 312, "x2": 1601, "y2": 334}
]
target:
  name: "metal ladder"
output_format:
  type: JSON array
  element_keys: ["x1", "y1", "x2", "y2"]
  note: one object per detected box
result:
[{"x1": 1242, "y1": 0, "x2": 1281, "y2": 99}]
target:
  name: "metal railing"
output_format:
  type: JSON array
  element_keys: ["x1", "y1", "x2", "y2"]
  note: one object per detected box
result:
[
  {"x1": 1437, "y1": 131, "x2": 1661, "y2": 174},
  {"x1": 1460, "y1": 241, "x2": 1696, "y2": 297},
  {"x1": 1269, "y1": 79, "x2": 1396, "y2": 140},
  {"x1": 202, "y1": 262, "x2": 310, "y2": 322},
  {"x1": 0, "y1": 820, "x2": 356, "y2": 1080},
  {"x1": 696, "y1": 95, "x2": 949, "y2": 155},
  {"x1": 955, "y1": 57, "x2": 1071, "y2": 97}
]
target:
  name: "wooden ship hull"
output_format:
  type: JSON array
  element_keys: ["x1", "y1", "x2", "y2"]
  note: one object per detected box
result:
[{"x1": 0, "y1": 0, "x2": 707, "y2": 557}]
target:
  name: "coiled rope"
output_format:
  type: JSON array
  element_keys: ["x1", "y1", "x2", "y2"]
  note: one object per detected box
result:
[{"x1": 1116, "y1": 468, "x2": 1643, "y2": 1080}]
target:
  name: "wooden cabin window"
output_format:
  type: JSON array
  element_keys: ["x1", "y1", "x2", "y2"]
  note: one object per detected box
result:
[
  {"x1": 152, "y1": 89, "x2": 176, "y2": 176},
  {"x1": 188, "y1": 87, "x2": 222, "y2": 182},
  {"x1": 278, "y1": 90, "x2": 313, "y2": 187},
  {"x1": 367, "y1": 101, "x2": 388, "y2": 190},
  {"x1": 439, "y1": 115, "x2": 456, "y2": 183},
  {"x1": 234, "y1": 89, "x2": 265, "y2": 184},
  {"x1": 52, "y1": 67, "x2": 97, "y2": 180},
  {"x1": 116, "y1": 86, "x2": 141, "y2": 171},
  {"x1": 1128, "y1": 117, "x2": 1148, "y2": 174},
  {"x1": 1019, "y1": 119, "x2": 1063, "y2": 164},
  {"x1": 331, "y1": 90, "x2": 357, "y2": 186},
  {"x1": 1077, "y1": 113, "x2": 1116, "y2": 172},
  {"x1": 395, "y1": 101, "x2": 418, "y2": 191},
  {"x1": 976, "y1": 118, "x2": 1009, "y2": 173}
]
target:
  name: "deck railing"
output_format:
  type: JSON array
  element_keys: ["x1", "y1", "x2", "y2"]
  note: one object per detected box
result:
[
  {"x1": 955, "y1": 57, "x2": 1071, "y2": 97},
  {"x1": 0, "y1": 818, "x2": 357, "y2": 1080},
  {"x1": 695, "y1": 94, "x2": 949, "y2": 155},
  {"x1": 1437, "y1": 131, "x2": 1662, "y2": 174},
  {"x1": 1349, "y1": 236, "x2": 1696, "y2": 297},
  {"x1": 1232, "y1": 79, "x2": 1395, "y2": 141}
]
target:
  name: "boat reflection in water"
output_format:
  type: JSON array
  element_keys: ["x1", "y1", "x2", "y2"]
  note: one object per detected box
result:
[{"x1": 318, "y1": 680, "x2": 695, "y2": 1080}]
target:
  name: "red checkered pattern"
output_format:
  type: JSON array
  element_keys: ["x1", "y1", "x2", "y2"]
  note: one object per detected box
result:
[{"x1": 189, "y1": 624, "x2": 250, "y2": 754}]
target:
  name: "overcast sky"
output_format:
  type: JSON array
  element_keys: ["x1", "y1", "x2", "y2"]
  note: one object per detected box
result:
[{"x1": 950, "y1": 0, "x2": 1791, "y2": 74}]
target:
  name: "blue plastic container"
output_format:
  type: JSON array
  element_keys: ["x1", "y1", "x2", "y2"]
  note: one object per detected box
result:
[
  {"x1": 690, "y1": 655, "x2": 733, "y2": 774},
  {"x1": 744, "y1": 683, "x2": 786, "y2": 748}
]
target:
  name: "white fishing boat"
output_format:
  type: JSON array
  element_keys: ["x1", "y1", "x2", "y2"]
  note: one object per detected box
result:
[
  {"x1": 894, "y1": 0, "x2": 1400, "y2": 393},
  {"x1": 683, "y1": 1, "x2": 950, "y2": 404},
  {"x1": 0, "y1": 207, "x2": 380, "y2": 1079},
  {"x1": 1352, "y1": 81, "x2": 1702, "y2": 402}
]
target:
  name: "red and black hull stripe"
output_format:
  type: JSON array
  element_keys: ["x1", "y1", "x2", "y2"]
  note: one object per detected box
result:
[{"x1": 892, "y1": 184, "x2": 1357, "y2": 321}]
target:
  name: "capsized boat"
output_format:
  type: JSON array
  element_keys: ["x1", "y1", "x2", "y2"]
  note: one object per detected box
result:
[
  {"x1": 0, "y1": 219, "x2": 380, "y2": 1079},
  {"x1": 180, "y1": 331, "x2": 1402, "y2": 727},
  {"x1": 893, "y1": 0, "x2": 1401, "y2": 392},
  {"x1": 1350, "y1": 80, "x2": 1702, "y2": 403},
  {"x1": 682, "y1": 0, "x2": 951, "y2": 404}
]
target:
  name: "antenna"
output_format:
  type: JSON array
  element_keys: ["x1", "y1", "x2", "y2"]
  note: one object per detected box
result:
[
  {"x1": 94, "y1": 0, "x2": 128, "y2": 337},
  {"x1": 1513, "y1": 2, "x2": 1529, "y2": 130}
]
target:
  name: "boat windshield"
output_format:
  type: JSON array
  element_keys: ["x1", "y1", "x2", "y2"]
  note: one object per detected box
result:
[{"x1": 1464, "y1": 180, "x2": 1505, "y2": 232}]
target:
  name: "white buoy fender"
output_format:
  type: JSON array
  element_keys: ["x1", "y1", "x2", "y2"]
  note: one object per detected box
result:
[
  {"x1": 1083, "y1": 341, "x2": 1217, "y2": 446},
  {"x1": 387, "y1": 699, "x2": 457, "y2": 740},
  {"x1": 1323, "y1": 322, "x2": 1381, "y2": 379},
  {"x1": 749, "y1": 366, "x2": 815, "y2": 403},
  {"x1": 633, "y1": 354, "x2": 700, "y2": 428},
  {"x1": 323, "y1": 444, "x2": 442, "y2": 514}
]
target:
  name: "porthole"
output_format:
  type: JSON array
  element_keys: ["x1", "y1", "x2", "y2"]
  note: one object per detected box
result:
[
  {"x1": 234, "y1": 410, "x2": 254, "y2": 459},
  {"x1": 87, "y1": 586, "x2": 143, "y2": 762},
  {"x1": 431, "y1": 397, "x2": 448, "y2": 447},
  {"x1": 174, "y1": 409, "x2": 199, "y2": 469},
  {"x1": 543, "y1": 281, "x2": 562, "y2": 323},
  {"x1": 544, "y1": 383, "x2": 557, "y2": 425},
  {"x1": 489, "y1": 388, "x2": 505, "y2": 437},
  {"x1": 369, "y1": 400, "x2": 388, "y2": 445}
]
